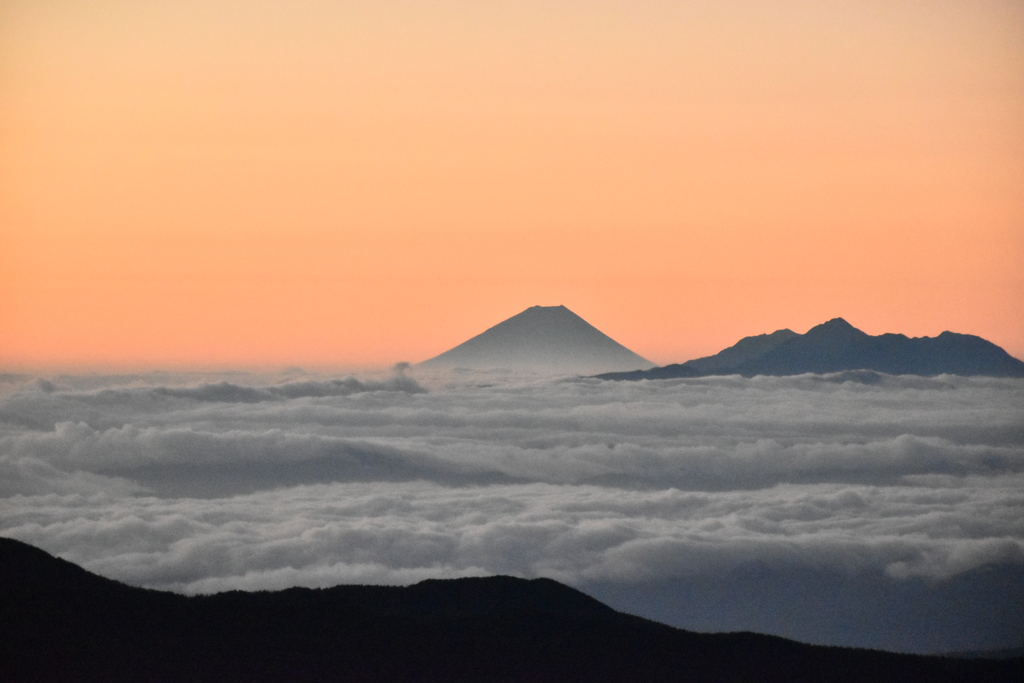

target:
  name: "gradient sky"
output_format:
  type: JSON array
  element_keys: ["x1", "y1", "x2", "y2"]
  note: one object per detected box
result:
[{"x1": 2, "y1": 0, "x2": 1022, "y2": 369}]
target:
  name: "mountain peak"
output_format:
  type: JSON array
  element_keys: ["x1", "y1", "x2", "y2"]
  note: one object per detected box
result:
[
  {"x1": 815, "y1": 317, "x2": 857, "y2": 331},
  {"x1": 598, "y1": 318, "x2": 1024, "y2": 380},
  {"x1": 802, "y1": 317, "x2": 868, "y2": 340},
  {"x1": 421, "y1": 306, "x2": 653, "y2": 373}
]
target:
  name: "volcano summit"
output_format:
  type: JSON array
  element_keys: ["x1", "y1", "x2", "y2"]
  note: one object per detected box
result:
[{"x1": 420, "y1": 305, "x2": 653, "y2": 374}]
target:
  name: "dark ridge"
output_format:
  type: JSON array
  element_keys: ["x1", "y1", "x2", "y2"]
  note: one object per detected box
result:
[
  {"x1": 946, "y1": 647, "x2": 1024, "y2": 660},
  {"x1": 596, "y1": 363, "x2": 702, "y2": 381},
  {"x1": 598, "y1": 318, "x2": 1024, "y2": 381},
  {"x1": 742, "y1": 319, "x2": 1024, "y2": 377},
  {"x1": 2, "y1": 537, "x2": 1021, "y2": 683},
  {"x1": 685, "y1": 328, "x2": 800, "y2": 374}
]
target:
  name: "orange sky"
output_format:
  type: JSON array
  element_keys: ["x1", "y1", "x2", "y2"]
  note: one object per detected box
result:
[{"x1": 2, "y1": 0, "x2": 1022, "y2": 370}]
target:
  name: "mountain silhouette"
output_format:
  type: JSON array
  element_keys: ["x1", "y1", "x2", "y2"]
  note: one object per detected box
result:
[
  {"x1": 2, "y1": 537, "x2": 1021, "y2": 683},
  {"x1": 598, "y1": 318, "x2": 1024, "y2": 380},
  {"x1": 421, "y1": 305, "x2": 653, "y2": 373},
  {"x1": 686, "y1": 328, "x2": 800, "y2": 374}
]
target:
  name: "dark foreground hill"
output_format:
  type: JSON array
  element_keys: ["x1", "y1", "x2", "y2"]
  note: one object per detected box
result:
[
  {"x1": 420, "y1": 305, "x2": 653, "y2": 373},
  {"x1": 2, "y1": 538, "x2": 1021, "y2": 683},
  {"x1": 599, "y1": 318, "x2": 1024, "y2": 381}
]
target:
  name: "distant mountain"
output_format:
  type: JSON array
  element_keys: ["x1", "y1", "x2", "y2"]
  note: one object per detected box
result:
[
  {"x1": 2, "y1": 537, "x2": 1020, "y2": 683},
  {"x1": 420, "y1": 305, "x2": 654, "y2": 373},
  {"x1": 686, "y1": 328, "x2": 800, "y2": 374},
  {"x1": 597, "y1": 362, "x2": 703, "y2": 382},
  {"x1": 598, "y1": 319, "x2": 1024, "y2": 380}
]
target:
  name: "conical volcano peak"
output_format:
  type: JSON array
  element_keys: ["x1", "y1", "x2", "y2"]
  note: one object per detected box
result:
[
  {"x1": 519, "y1": 305, "x2": 577, "y2": 316},
  {"x1": 517, "y1": 304, "x2": 575, "y2": 317},
  {"x1": 420, "y1": 306, "x2": 653, "y2": 374}
]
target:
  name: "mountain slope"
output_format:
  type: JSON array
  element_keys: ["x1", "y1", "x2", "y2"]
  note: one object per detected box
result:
[
  {"x1": 686, "y1": 328, "x2": 800, "y2": 374},
  {"x1": 420, "y1": 305, "x2": 653, "y2": 373},
  {"x1": 598, "y1": 319, "x2": 1024, "y2": 380},
  {"x1": 738, "y1": 318, "x2": 1024, "y2": 376},
  {"x1": 2, "y1": 537, "x2": 1021, "y2": 683}
]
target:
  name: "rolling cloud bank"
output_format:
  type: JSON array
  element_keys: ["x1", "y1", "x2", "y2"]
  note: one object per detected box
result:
[{"x1": 1, "y1": 369, "x2": 1022, "y2": 653}]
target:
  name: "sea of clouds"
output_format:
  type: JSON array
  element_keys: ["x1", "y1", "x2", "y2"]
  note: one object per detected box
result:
[{"x1": 1, "y1": 368, "x2": 1022, "y2": 652}]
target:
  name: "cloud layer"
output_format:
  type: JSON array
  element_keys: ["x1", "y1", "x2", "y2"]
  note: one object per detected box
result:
[{"x1": 2, "y1": 369, "x2": 1022, "y2": 651}]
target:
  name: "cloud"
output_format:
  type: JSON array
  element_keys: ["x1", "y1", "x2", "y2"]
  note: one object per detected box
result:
[
  {"x1": 2, "y1": 386, "x2": 1020, "y2": 494},
  {"x1": 0, "y1": 456, "x2": 145, "y2": 497},
  {"x1": 0, "y1": 373, "x2": 427, "y2": 431},
  {"x1": 1, "y1": 370, "x2": 1022, "y2": 647},
  {"x1": 152, "y1": 376, "x2": 427, "y2": 402},
  {"x1": 3, "y1": 477, "x2": 1022, "y2": 593}
]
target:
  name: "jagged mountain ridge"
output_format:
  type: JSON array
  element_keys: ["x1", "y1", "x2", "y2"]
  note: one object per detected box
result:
[
  {"x1": 2, "y1": 537, "x2": 1021, "y2": 683},
  {"x1": 420, "y1": 305, "x2": 653, "y2": 373},
  {"x1": 598, "y1": 318, "x2": 1024, "y2": 381}
]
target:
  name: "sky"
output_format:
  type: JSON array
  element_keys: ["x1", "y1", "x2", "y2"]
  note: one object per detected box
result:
[
  {"x1": 2, "y1": 0, "x2": 1023, "y2": 658},
  {"x1": 2, "y1": 0, "x2": 1023, "y2": 369},
  {"x1": 2, "y1": 368, "x2": 1022, "y2": 653}
]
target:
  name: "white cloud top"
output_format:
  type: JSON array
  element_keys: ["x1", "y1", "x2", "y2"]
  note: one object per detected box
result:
[{"x1": 2, "y1": 370, "x2": 1021, "y2": 600}]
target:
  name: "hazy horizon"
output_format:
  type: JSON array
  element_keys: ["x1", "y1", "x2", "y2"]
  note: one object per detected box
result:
[{"x1": 4, "y1": 311, "x2": 1024, "y2": 377}]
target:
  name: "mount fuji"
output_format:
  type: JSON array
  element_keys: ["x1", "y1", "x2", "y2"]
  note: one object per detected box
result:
[{"x1": 420, "y1": 305, "x2": 653, "y2": 374}]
